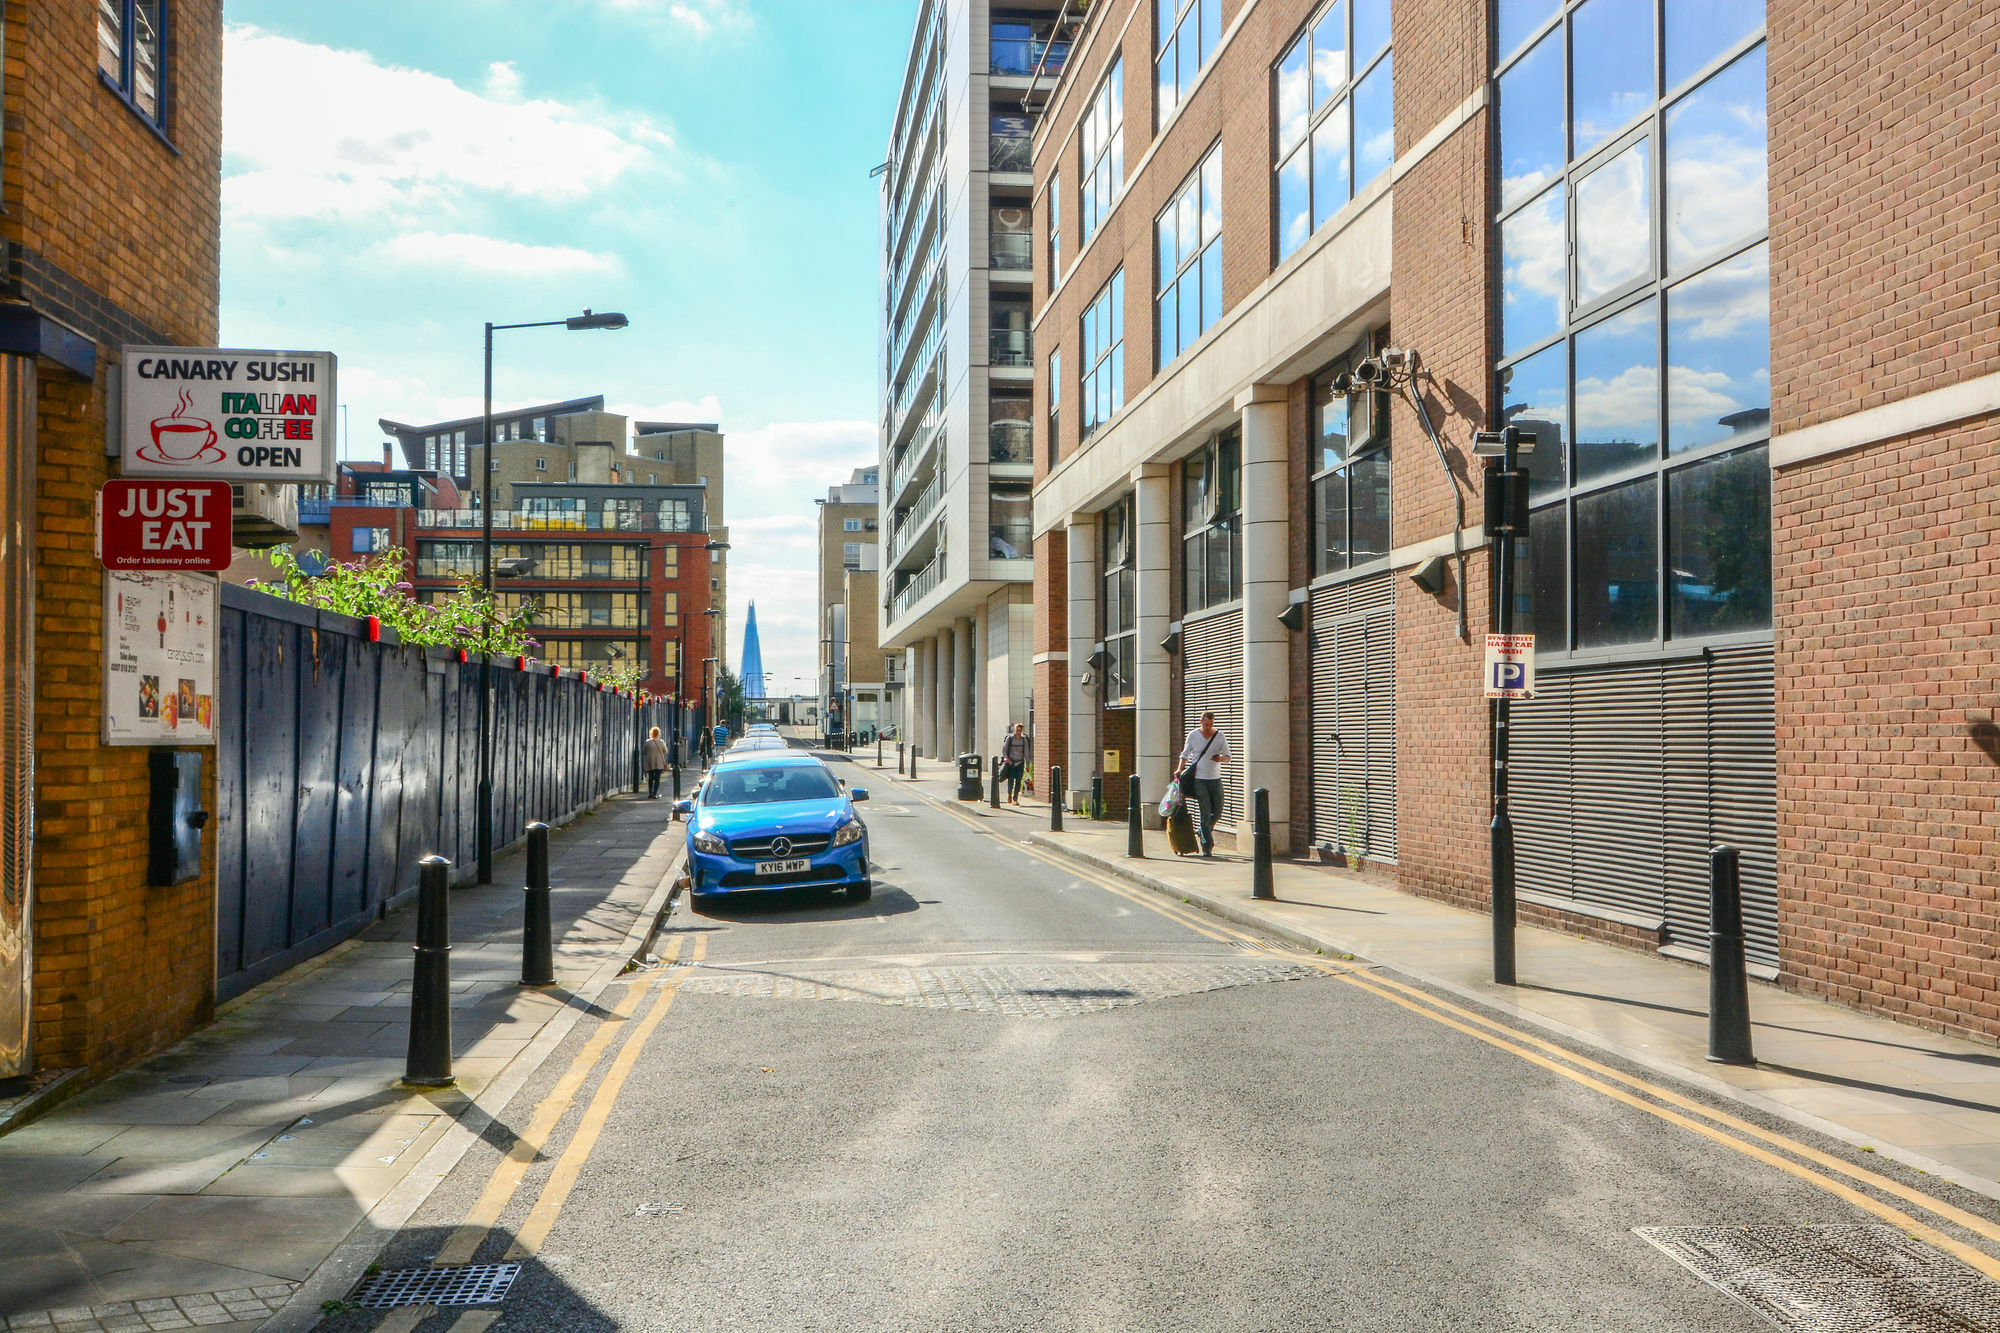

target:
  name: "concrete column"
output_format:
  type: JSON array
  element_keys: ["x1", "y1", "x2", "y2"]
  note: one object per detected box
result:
[
  {"x1": 1065, "y1": 511, "x2": 1098, "y2": 808},
  {"x1": 909, "y1": 639, "x2": 929, "y2": 756},
  {"x1": 933, "y1": 629, "x2": 951, "y2": 761},
  {"x1": 1236, "y1": 385, "x2": 1292, "y2": 853},
  {"x1": 973, "y1": 600, "x2": 991, "y2": 759},
  {"x1": 956, "y1": 615, "x2": 977, "y2": 758},
  {"x1": 1133, "y1": 465, "x2": 1173, "y2": 827}
]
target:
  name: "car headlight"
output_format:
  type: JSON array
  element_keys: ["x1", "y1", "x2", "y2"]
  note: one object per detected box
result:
[
  {"x1": 691, "y1": 830, "x2": 727, "y2": 855},
  {"x1": 830, "y1": 819, "x2": 865, "y2": 847}
]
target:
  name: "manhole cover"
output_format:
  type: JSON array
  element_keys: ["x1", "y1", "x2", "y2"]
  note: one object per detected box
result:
[
  {"x1": 1637, "y1": 1225, "x2": 2000, "y2": 1331},
  {"x1": 677, "y1": 961, "x2": 1318, "y2": 1018},
  {"x1": 354, "y1": 1263, "x2": 522, "y2": 1309}
]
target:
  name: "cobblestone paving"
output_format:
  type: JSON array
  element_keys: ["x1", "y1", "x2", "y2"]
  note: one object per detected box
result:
[
  {"x1": 676, "y1": 961, "x2": 1324, "y2": 1018},
  {"x1": 1, "y1": 1284, "x2": 295, "y2": 1331}
]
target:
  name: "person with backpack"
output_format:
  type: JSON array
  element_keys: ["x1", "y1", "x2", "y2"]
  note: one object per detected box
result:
[
  {"x1": 1174, "y1": 711, "x2": 1232, "y2": 857},
  {"x1": 999, "y1": 723, "x2": 1030, "y2": 804}
]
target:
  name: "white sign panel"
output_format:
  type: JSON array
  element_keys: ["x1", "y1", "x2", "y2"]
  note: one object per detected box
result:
[
  {"x1": 103, "y1": 571, "x2": 219, "y2": 746},
  {"x1": 119, "y1": 347, "x2": 337, "y2": 483},
  {"x1": 1483, "y1": 633, "x2": 1536, "y2": 699}
]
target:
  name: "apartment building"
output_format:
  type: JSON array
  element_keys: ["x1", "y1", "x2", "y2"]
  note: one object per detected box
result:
[
  {"x1": 1031, "y1": 0, "x2": 2000, "y2": 1041},
  {"x1": 381, "y1": 403, "x2": 732, "y2": 669},
  {"x1": 878, "y1": 0, "x2": 1068, "y2": 766},
  {"x1": 3, "y1": 1, "x2": 225, "y2": 1077},
  {"x1": 818, "y1": 467, "x2": 884, "y2": 741}
]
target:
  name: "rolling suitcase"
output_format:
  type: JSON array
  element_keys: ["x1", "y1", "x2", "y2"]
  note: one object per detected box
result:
[{"x1": 1166, "y1": 797, "x2": 1199, "y2": 856}]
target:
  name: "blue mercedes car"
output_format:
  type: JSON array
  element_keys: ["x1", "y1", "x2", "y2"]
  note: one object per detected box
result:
[{"x1": 675, "y1": 753, "x2": 871, "y2": 907}]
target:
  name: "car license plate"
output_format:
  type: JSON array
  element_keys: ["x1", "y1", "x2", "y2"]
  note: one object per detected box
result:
[{"x1": 755, "y1": 858, "x2": 811, "y2": 876}]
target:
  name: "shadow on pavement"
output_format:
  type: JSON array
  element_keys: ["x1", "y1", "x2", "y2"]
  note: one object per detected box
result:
[{"x1": 686, "y1": 883, "x2": 921, "y2": 923}]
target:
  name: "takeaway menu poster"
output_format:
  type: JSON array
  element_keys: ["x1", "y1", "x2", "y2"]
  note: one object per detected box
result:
[{"x1": 103, "y1": 570, "x2": 218, "y2": 746}]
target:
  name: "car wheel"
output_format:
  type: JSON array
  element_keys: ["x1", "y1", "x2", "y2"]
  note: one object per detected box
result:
[
  {"x1": 688, "y1": 891, "x2": 713, "y2": 912},
  {"x1": 846, "y1": 879, "x2": 872, "y2": 904}
]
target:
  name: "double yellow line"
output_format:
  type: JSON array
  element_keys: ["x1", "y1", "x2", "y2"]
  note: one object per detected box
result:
[
  {"x1": 434, "y1": 933, "x2": 706, "y2": 1267},
  {"x1": 1005, "y1": 836, "x2": 2000, "y2": 1278}
]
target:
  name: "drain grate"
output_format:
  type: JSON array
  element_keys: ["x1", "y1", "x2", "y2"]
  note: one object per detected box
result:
[
  {"x1": 354, "y1": 1263, "x2": 521, "y2": 1309},
  {"x1": 1637, "y1": 1225, "x2": 2000, "y2": 1331}
]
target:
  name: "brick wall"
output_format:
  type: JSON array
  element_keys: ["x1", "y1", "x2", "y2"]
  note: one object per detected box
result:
[
  {"x1": 9, "y1": 1, "x2": 224, "y2": 1074},
  {"x1": 1386, "y1": 0, "x2": 1492, "y2": 909},
  {"x1": 1766, "y1": 0, "x2": 2000, "y2": 1041},
  {"x1": 1031, "y1": 527, "x2": 1069, "y2": 790}
]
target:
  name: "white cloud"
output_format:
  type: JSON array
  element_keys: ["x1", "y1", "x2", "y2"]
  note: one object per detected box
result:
[
  {"x1": 593, "y1": 0, "x2": 751, "y2": 35},
  {"x1": 376, "y1": 231, "x2": 620, "y2": 278},
  {"x1": 1575, "y1": 363, "x2": 1659, "y2": 436},
  {"x1": 222, "y1": 26, "x2": 671, "y2": 226}
]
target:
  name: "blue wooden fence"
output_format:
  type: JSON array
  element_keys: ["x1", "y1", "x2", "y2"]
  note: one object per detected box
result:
[{"x1": 213, "y1": 583, "x2": 666, "y2": 1001}]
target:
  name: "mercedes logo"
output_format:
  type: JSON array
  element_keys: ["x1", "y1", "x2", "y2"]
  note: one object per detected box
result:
[{"x1": 769, "y1": 837, "x2": 792, "y2": 858}]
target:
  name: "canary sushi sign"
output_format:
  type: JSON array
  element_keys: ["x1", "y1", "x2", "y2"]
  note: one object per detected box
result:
[{"x1": 120, "y1": 346, "x2": 337, "y2": 483}]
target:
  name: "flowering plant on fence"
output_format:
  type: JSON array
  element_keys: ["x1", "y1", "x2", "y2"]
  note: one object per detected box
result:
[{"x1": 247, "y1": 549, "x2": 538, "y2": 657}]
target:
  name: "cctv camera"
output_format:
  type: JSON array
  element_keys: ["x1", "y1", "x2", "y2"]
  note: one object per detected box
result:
[
  {"x1": 1380, "y1": 346, "x2": 1410, "y2": 369},
  {"x1": 1351, "y1": 358, "x2": 1383, "y2": 385},
  {"x1": 1329, "y1": 371, "x2": 1355, "y2": 398}
]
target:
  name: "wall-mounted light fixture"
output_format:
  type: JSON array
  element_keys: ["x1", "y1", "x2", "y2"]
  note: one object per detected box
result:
[{"x1": 1409, "y1": 555, "x2": 1449, "y2": 595}]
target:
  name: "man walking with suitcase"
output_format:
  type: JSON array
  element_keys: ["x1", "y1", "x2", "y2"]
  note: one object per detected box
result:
[{"x1": 1174, "y1": 711, "x2": 1232, "y2": 858}]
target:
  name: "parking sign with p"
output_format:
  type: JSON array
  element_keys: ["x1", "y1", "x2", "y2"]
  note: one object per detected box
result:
[{"x1": 1484, "y1": 634, "x2": 1535, "y2": 699}]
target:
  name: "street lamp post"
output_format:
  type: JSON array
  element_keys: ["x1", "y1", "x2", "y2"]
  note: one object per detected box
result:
[
  {"x1": 477, "y1": 308, "x2": 627, "y2": 885},
  {"x1": 1474, "y1": 424, "x2": 1536, "y2": 985}
]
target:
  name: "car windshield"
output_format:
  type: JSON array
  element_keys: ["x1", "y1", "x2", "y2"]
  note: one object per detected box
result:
[{"x1": 703, "y1": 766, "x2": 841, "y2": 807}]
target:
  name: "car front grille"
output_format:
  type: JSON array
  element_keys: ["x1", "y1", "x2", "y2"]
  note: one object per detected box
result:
[{"x1": 728, "y1": 834, "x2": 833, "y2": 858}]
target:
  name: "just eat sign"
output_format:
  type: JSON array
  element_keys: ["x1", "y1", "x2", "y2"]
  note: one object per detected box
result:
[{"x1": 96, "y1": 480, "x2": 234, "y2": 571}]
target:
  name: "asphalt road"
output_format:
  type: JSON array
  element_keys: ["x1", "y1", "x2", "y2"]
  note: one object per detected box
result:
[{"x1": 326, "y1": 757, "x2": 1994, "y2": 1332}]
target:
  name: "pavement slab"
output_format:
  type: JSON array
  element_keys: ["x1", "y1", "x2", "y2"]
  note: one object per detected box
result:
[{"x1": 0, "y1": 793, "x2": 683, "y2": 1330}]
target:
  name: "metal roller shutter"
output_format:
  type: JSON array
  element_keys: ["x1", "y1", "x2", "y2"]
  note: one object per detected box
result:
[
  {"x1": 1182, "y1": 608, "x2": 1245, "y2": 827},
  {"x1": 1509, "y1": 643, "x2": 1777, "y2": 970},
  {"x1": 1308, "y1": 573, "x2": 1396, "y2": 862}
]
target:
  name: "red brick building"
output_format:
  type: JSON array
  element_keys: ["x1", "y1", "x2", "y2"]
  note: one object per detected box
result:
[
  {"x1": 2, "y1": 1, "x2": 225, "y2": 1080},
  {"x1": 1029, "y1": 0, "x2": 2000, "y2": 1040}
]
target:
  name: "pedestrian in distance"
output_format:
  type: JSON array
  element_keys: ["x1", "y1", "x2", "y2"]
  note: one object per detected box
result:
[
  {"x1": 1173, "y1": 711, "x2": 1232, "y2": 858},
  {"x1": 1000, "y1": 723, "x2": 1029, "y2": 804},
  {"x1": 642, "y1": 726, "x2": 670, "y2": 799}
]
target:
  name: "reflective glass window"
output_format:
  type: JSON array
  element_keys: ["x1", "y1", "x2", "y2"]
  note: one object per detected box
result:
[
  {"x1": 1081, "y1": 60, "x2": 1125, "y2": 243},
  {"x1": 1309, "y1": 337, "x2": 1391, "y2": 578},
  {"x1": 1311, "y1": 3, "x2": 1348, "y2": 107},
  {"x1": 1497, "y1": 340, "x2": 1568, "y2": 499},
  {"x1": 1352, "y1": 52, "x2": 1394, "y2": 183},
  {"x1": 1663, "y1": 45, "x2": 1767, "y2": 272},
  {"x1": 1353, "y1": 0, "x2": 1390, "y2": 61},
  {"x1": 1498, "y1": 29, "x2": 1564, "y2": 211},
  {"x1": 1311, "y1": 113, "x2": 1351, "y2": 230},
  {"x1": 1496, "y1": 0, "x2": 1559, "y2": 60},
  {"x1": 1574, "y1": 477, "x2": 1657, "y2": 648},
  {"x1": 1501, "y1": 184, "x2": 1566, "y2": 355},
  {"x1": 1273, "y1": 0, "x2": 1392, "y2": 262},
  {"x1": 1157, "y1": 0, "x2": 1222, "y2": 123},
  {"x1": 1668, "y1": 444, "x2": 1770, "y2": 637},
  {"x1": 1666, "y1": 0, "x2": 1763, "y2": 90},
  {"x1": 1666, "y1": 243, "x2": 1769, "y2": 454},
  {"x1": 1527, "y1": 505, "x2": 1567, "y2": 645},
  {"x1": 1574, "y1": 136, "x2": 1651, "y2": 305},
  {"x1": 1571, "y1": 0, "x2": 1654, "y2": 156},
  {"x1": 1573, "y1": 297, "x2": 1658, "y2": 483}
]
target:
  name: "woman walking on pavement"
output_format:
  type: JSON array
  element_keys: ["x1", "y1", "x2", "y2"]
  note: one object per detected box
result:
[
  {"x1": 642, "y1": 726, "x2": 670, "y2": 799},
  {"x1": 1174, "y1": 711, "x2": 1232, "y2": 857},
  {"x1": 1000, "y1": 723, "x2": 1030, "y2": 804}
]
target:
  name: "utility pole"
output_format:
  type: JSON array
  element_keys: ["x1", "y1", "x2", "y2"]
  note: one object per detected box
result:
[{"x1": 1475, "y1": 424, "x2": 1536, "y2": 986}]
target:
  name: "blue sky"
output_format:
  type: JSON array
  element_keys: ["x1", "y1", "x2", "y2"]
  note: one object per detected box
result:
[{"x1": 219, "y1": 0, "x2": 918, "y2": 693}]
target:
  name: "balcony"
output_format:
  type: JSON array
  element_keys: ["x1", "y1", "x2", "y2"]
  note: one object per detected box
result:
[
  {"x1": 891, "y1": 472, "x2": 945, "y2": 566},
  {"x1": 990, "y1": 326, "x2": 1032, "y2": 368},
  {"x1": 892, "y1": 555, "x2": 944, "y2": 623},
  {"x1": 989, "y1": 129, "x2": 1032, "y2": 175},
  {"x1": 991, "y1": 37, "x2": 1070, "y2": 78},
  {"x1": 417, "y1": 508, "x2": 704, "y2": 534},
  {"x1": 988, "y1": 521, "x2": 1033, "y2": 562},
  {"x1": 989, "y1": 419, "x2": 1033, "y2": 465},
  {"x1": 990, "y1": 230, "x2": 1032, "y2": 271}
]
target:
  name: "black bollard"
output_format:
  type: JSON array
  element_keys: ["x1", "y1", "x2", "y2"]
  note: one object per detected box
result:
[
  {"x1": 897, "y1": 741, "x2": 905, "y2": 776},
  {"x1": 1090, "y1": 773, "x2": 1103, "y2": 822},
  {"x1": 405, "y1": 855, "x2": 455, "y2": 1087},
  {"x1": 1051, "y1": 765, "x2": 1064, "y2": 832},
  {"x1": 989, "y1": 755, "x2": 1001, "y2": 810},
  {"x1": 671, "y1": 757, "x2": 682, "y2": 803},
  {"x1": 1252, "y1": 788, "x2": 1275, "y2": 900},
  {"x1": 522, "y1": 824, "x2": 555, "y2": 987},
  {"x1": 1127, "y1": 774, "x2": 1144, "y2": 858},
  {"x1": 1707, "y1": 845, "x2": 1755, "y2": 1065}
]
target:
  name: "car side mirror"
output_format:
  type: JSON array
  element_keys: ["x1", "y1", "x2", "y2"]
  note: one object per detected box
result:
[
  {"x1": 849, "y1": 788, "x2": 869, "y2": 802},
  {"x1": 673, "y1": 800, "x2": 693, "y2": 817}
]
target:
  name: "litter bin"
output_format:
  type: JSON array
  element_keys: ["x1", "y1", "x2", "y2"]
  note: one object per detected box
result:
[{"x1": 956, "y1": 753, "x2": 984, "y2": 801}]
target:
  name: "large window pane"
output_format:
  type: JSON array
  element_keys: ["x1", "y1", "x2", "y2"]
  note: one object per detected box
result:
[
  {"x1": 1664, "y1": 46, "x2": 1768, "y2": 273},
  {"x1": 1666, "y1": 0, "x2": 1764, "y2": 91},
  {"x1": 1574, "y1": 477, "x2": 1657, "y2": 648},
  {"x1": 1311, "y1": 2, "x2": 1348, "y2": 109},
  {"x1": 1206, "y1": 519, "x2": 1235, "y2": 602},
  {"x1": 1313, "y1": 369, "x2": 1350, "y2": 470},
  {"x1": 1668, "y1": 445, "x2": 1770, "y2": 637},
  {"x1": 1501, "y1": 184, "x2": 1565, "y2": 355},
  {"x1": 1277, "y1": 38, "x2": 1310, "y2": 156},
  {"x1": 1498, "y1": 28, "x2": 1564, "y2": 211},
  {"x1": 1571, "y1": 0, "x2": 1654, "y2": 156},
  {"x1": 1574, "y1": 298, "x2": 1659, "y2": 482},
  {"x1": 1353, "y1": 52, "x2": 1394, "y2": 186},
  {"x1": 1312, "y1": 108, "x2": 1351, "y2": 229},
  {"x1": 1348, "y1": 449, "x2": 1392, "y2": 565},
  {"x1": 1200, "y1": 241, "x2": 1221, "y2": 334},
  {"x1": 1498, "y1": 340, "x2": 1569, "y2": 499},
  {"x1": 1528, "y1": 504, "x2": 1567, "y2": 647},
  {"x1": 1353, "y1": 0, "x2": 1389, "y2": 62},
  {"x1": 1177, "y1": 267, "x2": 1200, "y2": 350},
  {"x1": 1157, "y1": 288, "x2": 1179, "y2": 366},
  {"x1": 1279, "y1": 148, "x2": 1311, "y2": 259},
  {"x1": 1201, "y1": 151, "x2": 1221, "y2": 238},
  {"x1": 1496, "y1": 0, "x2": 1557, "y2": 62},
  {"x1": 1575, "y1": 135, "x2": 1652, "y2": 305},
  {"x1": 1667, "y1": 244, "x2": 1770, "y2": 454},
  {"x1": 1158, "y1": 210, "x2": 1178, "y2": 290},
  {"x1": 1313, "y1": 473, "x2": 1348, "y2": 575}
]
